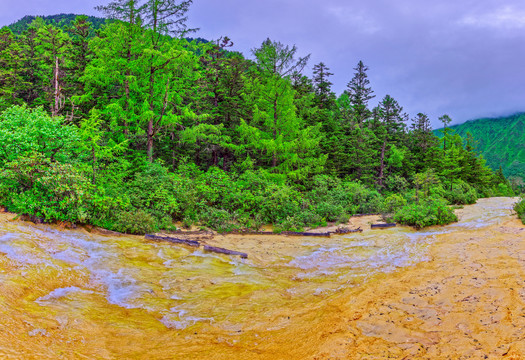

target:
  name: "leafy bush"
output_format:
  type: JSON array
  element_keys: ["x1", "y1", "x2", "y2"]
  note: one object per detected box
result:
[
  {"x1": 514, "y1": 198, "x2": 525, "y2": 224},
  {"x1": 443, "y1": 180, "x2": 478, "y2": 205},
  {"x1": 126, "y1": 162, "x2": 180, "y2": 222},
  {"x1": 393, "y1": 199, "x2": 458, "y2": 228},
  {"x1": 113, "y1": 209, "x2": 157, "y2": 234},
  {"x1": 0, "y1": 153, "x2": 94, "y2": 223},
  {"x1": 0, "y1": 105, "x2": 80, "y2": 165},
  {"x1": 382, "y1": 193, "x2": 407, "y2": 213},
  {"x1": 197, "y1": 207, "x2": 236, "y2": 233}
]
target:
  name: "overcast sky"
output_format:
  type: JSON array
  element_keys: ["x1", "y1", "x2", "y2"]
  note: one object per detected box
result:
[{"x1": 1, "y1": 0, "x2": 525, "y2": 126}]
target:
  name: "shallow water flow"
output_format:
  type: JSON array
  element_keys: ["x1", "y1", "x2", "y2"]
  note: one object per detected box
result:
[{"x1": 0, "y1": 197, "x2": 520, "y2": 359}]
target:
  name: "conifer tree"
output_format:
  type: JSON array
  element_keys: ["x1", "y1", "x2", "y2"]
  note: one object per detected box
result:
[
  {"x1": 373, "y1": 95, "x2": 407, "y2": 188},
  {"x1": 251, "y1": 38, "x2": 312, "y2": 168},
  {"x1": 312, "y1": 62, "x2": 335, "y2": 109},
  {"x1": 346, "y1": 60, "x2": 374, "y2": 125}
]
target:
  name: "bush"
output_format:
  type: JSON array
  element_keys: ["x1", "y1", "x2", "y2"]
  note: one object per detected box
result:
[
  {"x1": 0, "y1": 153, "x2": 94, "y2": 223},
  {"x1": 0, "y1": 105, "x2": 80, "y2": 165},
  {"x1": 197, "y1": 207, "x2": 236, "y2": 233},
  {"x1": 382, "y1": 193, "x2": 407, "y2": 214},
  {"x1": 393, "y1": 199, "x2": 458, "y2": 229},
  {"x1": 126, "y1": 162, "x2": 180, "y2": 222},
  {"x1": 113, "y1": 209, "x2": 157, "y2": 234},
  {"x1": 444, "y1": 180, "x2": 478, "y2": 205},
  {"x1": 514, "y1": 198, "x2": 525, "y2": 224}
]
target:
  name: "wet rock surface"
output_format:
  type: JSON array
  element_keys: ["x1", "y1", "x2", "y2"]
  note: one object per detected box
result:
[{"x1": 0, "y1": 198, "x2": 523, "y2": 359}]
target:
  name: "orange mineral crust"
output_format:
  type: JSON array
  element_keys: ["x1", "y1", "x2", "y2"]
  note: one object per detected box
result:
[{"x1": 0, "y1": 198, "x2": 523, "y2": 359}]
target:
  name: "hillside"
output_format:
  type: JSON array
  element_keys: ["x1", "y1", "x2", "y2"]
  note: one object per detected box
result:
[
  {"x1": 7, "y1": 14, "x2": 108, "y2": 34},
  {"x1": 444, "y1": 113, "x2": 525, "y2": 183}
]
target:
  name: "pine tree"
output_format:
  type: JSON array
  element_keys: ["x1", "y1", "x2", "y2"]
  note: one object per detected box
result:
[
  {"x1": 346, "y1": 60, "x2": 374, "y2": 125},
  {"x1": 373, "y1": 95, "x2": 407, "y2": 188},
  {"x1": 312, "y1": 62, "x2": 335, "y2": 109},
  {"x1": 0, "y1": 27, "x2": 27, "y2": 109}
]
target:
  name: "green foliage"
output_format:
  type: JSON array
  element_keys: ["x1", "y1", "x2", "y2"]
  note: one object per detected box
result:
[
  {"x1": 514, "y1": 198, "x2": 525, "y2": 224},
  {"x1": 8, "y1": 14, "x2": 107, "y2": 35},
  {"x1": 0, "y1": 153, "x2": 93, "y2": 223},
  {"x1": 393, "y1": 199, "x2": 458, "y2": 229},
  {"x1": 0, "y1": 12, "x2": 514, "y2": 232},
  {"x1": 437, "y1": 113, "x2": 525, "y2": 185},
  {"x1": 382, "y1": 194, "x2": 407, "y2": 213},
  {"x1": 0, "y1": 105, "x2": 80, "y2": 165},
  {"x1": 443, "y1": 180, "x2": 478, "y2": 205},
  {"x1": 113, "y1": 209, "x2": 157, "y2": 235}
]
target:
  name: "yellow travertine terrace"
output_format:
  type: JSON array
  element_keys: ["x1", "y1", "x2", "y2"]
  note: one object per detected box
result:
[{"x1": 0, "y1": 198, "x2": 523, "y2": 359}]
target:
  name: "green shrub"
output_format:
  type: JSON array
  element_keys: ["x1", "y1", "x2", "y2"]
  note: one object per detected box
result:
[
  {"x1": 0, "y1": 105, "x2": 80, "y2": 165},
  {"x1": 444, "y1": 180, "x2": 478, "y2": 205},
  {"x1": 314, "y1": 202, "x2": 344, "y2": 222},
  {"x1": 382, "y1": 193, "x2": 407, "y2": 213},
  {"x1": 393, "y1": 199, "x2": 458, "y2": 228},
  {"x1": 0, "y1": 153, "x2": 94, "y2": 223},
  {"x1": 197, "y1": 207, "x2": 236, "y2": 233},
  {"x1": 113, "y1": 209, "x2": 157, "y2": 234},
  {"x1": 126, "y1": 162, "x2": 180, "y2": 222},
  {"x1": 494, "y1": 183, "x2": 515, "y2": 197},
  {"x1": 514, "y1": 198, "x2": 525, "y2": 224}
]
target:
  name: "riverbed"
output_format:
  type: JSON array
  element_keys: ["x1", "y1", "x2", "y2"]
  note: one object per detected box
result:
[{"x1": 0, "y1": 197, "x2": 523, "y2": 359}]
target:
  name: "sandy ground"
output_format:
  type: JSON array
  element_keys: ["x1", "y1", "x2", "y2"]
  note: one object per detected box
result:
[{"x1": 308, "y1": 200, "x2": 525, "y2": 359}]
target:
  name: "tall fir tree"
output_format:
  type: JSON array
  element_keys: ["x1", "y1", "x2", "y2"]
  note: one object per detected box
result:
[{"x1": 346, "y1": 60, "x2": 374, "y2": 125}]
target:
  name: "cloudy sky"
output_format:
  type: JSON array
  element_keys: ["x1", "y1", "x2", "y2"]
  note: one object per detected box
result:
[{"x1": 1, "y1": 0, "x2": 525, "y2": 126}]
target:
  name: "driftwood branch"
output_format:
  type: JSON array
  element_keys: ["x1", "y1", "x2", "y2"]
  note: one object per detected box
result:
[
  {"x1": 203, "y1": 245, "x2": 248, "y2": 259},
  {"x1": 145, "y1": 234, "x2": 200, "y2": 247},
  {"x1": 282, "y1": 231, "x2": 332, "y2": 237},
  {"x1": 371, "y1": 223, "x2": 397, "y2": 229},
  {"x1": 335, "y1": 227, "x2": 363, "y2": 234}
]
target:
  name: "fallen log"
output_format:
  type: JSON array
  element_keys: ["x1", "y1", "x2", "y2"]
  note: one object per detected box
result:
[
  {"x1": 282, "y1": 231, "x2": 332, "y2": 237},
  {"x1": 167, "y1": 230, "x2": 213, "y2": 236},
  {"x1": 335, "y1": 227, "x2": 362, "y2": 234},
  {"x1": 145, "y1": 234, "x2": 200, "y2": 247},
  {"x1": 225, "y1": 230, "x2": 275, "y2": 235},
  {"x1": 371, "y1": 223, "x2": 397, "y2": 229},
  {"x1": 203, "y1": 245, "x2": 248, "y2": 259}
]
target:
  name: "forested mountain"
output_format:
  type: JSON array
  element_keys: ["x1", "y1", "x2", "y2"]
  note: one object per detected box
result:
[
  {"x1": 439, "y1": 114, "x2": 525, "y2": 188},
  {"x1": 8, "y1": 14, "x2": 108, "y2": 34},
  {"x1": 0, "y1": 4, "x2": 514, "y2": 233}
]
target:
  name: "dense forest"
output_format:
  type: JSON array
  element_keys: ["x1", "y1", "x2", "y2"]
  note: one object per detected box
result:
[
  {"x1": 7, "y1": 14, "x2": 108, "y2": 35},
  {"x1": 0, "y1": 0, "x2": 514, "y2": 234},
  {"x1": 438, "y1": 114, "x2": 525, "y2": 190}
]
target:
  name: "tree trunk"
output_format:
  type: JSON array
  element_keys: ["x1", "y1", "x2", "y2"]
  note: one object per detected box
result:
[
  {"x1": 53, "y1": 56, "x2": 59, "y2": 117},
  {"x1": 171, "y1": 131, "x2": 176, "y2": 171},
  {"x1": 92, "y1": 146, "x2": 96, "y2": 185},
  {"x1": 272, "y1": 97, "x2": 278, "y2": 167},
  {"x1": 378, "y1": 139, "x2": 387, "y2": 187},
  {"x1": 147, "y1": 119, "x2": 154, "y2": 162},
  {"x1": 123, "y1": 73, "x2": 130, "y2": 136}
]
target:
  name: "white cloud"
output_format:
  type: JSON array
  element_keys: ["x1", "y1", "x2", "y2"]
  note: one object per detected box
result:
[
  {"x1": 459, "y1": 6, "x2": 525, "y2": 29},
  {"x1": 326, "y1": 6, "x2": 382, "y2": 34}
]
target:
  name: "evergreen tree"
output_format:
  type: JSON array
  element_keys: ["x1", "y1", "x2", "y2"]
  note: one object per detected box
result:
[
  {"x1": 0, "y1": 27, "x2": 27, "y2": 109},
  {"x1": 346, "y1": 60, "x2": 374, "y2": 125},
  {"x1": 373, "y1": 95, "x2": 407, "y2": 188},
  {"x1": 312, "y1": 62, "x2": 335, "y2": 109}
]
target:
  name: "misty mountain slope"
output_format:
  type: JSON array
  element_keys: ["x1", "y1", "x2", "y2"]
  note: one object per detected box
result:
[{"x1": 445, "y1": 114, "x2": 525, "y2": 180}]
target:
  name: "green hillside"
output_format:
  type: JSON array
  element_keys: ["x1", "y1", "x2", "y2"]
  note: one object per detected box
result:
[
  {"x1": 7, "y1": 14, "x2": 108, "y2": 34},
  {"x1": 444, "y1": 114, "x2": 525, "y2": 183}
]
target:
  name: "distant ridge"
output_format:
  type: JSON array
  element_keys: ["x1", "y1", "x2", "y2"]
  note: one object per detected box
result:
[
  {"x1": 439, "y1": 113, "x2": 525, "y2": 182},
  {"x1": 6, "y1": 14, "x2": 209, "y2": 44},
  {"x1": 7, "y1": 14, "x2": 108, "y2": 34}
]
